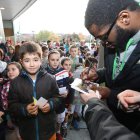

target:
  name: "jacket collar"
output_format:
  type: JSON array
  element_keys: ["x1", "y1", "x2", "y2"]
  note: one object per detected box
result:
[
  {"x1": 21, "y1": 67, "x2": 47, "y2": 80},
  {"x1": 115, "y1": 40, "x2": 140, "y2": 81}
]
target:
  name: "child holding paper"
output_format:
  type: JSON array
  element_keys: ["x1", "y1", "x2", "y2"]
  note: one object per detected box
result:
[
  {"x1": 60, "y1": 57, "x2": 75, "y2": 138},
  {"x1": 46, "y1": 50, "x2": 69, "y2": 140},
  {"x1": 8, "y1": 42, "x2": 62, "y2": 140}
]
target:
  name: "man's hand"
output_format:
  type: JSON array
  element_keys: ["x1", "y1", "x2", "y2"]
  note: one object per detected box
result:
[
  {"x1": 80, "y1": 90, "x2": 99, "y2": 104},
  {"x1": 26, "y1": 102, "x2": 38, "y2": 116},
  {"x1": 117, "y1": 90, "x2": 140, "y2": 109},
  {"x1": 39, "y1": 103, "x2": 50, "y2": 113},
  {"x1": 80, "y1": 67, "x2": 98, "y2": 81}
]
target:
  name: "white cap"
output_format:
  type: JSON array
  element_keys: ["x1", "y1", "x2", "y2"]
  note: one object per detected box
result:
[{"x1": 0, "y1": 60, "x2": 7, "y2": 73}]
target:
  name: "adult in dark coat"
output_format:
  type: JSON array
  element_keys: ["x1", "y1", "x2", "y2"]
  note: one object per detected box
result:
[
  {"x1": 82, "y1": 0, "x2": 140, "y2": 136},
  {"x1": 80, "y1": 91, "x2": 140, "y2": 140}
]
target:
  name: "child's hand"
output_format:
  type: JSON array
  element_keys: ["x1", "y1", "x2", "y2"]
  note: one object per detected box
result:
[
  {"x1": 39, "y1": 103, "x2": 50, "y2": 113},
  {"x1": 0, "y1": 111, "x2": 4, "y2": 117},
  {"x1": 26, "y1": 102, "x2": 38, "y2": 116},
  {"x1": 60, "y1": 90, "x2": 68, "y2": 98}
]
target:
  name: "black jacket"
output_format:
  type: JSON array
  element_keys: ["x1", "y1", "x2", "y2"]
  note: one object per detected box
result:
[
  {"x1": 85, "y1": 98, "x2": 140, "y2": 140},
  {"x1": 97, "y1": 41, "x2": 140, "y2": 134},
  {"x1": 8, "y1": 69, "x2": 62, "y2": 140}
]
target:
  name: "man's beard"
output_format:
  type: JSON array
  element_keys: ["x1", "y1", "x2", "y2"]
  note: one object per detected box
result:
[{"x1": 115, "y1": 25, "x2": 137, "y2": 52}]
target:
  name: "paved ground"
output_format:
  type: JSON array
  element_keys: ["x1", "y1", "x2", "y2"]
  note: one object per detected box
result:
[
  {"x1": 66, "y1": 120, "x2": 90, "y2": 140},
  {"x1": 6, "y1": 120, "x2": 91, "y2": 140}
]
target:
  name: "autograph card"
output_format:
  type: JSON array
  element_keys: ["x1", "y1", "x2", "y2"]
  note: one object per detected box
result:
[
  {"x1": 36, "y1": 97, "x2": 48, "y2": 108},
  {"x1": 59, "y1": 87, "x2": 67, "y2": 94}
]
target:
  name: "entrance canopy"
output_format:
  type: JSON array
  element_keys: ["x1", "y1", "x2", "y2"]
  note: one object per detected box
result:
[{"x1": 0, "y1": 0, "x2": 37, "y2": 20}]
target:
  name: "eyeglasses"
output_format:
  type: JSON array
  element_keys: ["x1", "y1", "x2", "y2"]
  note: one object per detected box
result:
[
  {"x1": 94, "y1": 3, "x2": 132, "y2": 47},
  {"x1": 96, "y1": 15, "x2": 118, "y2": 47}
]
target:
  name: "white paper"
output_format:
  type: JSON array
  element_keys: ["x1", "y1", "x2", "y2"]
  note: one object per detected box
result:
[
  {"x1": 59, "y1": 87, "x2": 67, "y2": 94},
  {"x1": 36, "y1": 97, "x2": 48, "y2": 108},
  {"x1": 70, "y1": 78, "x2": 87, "y2": 94},
  {"x1": 70, "y1": 78, "x2": 83, "y2": 87},
  {"x1": 71, "y1": 85, "x2": 88, "y2": 94},
  {"x1": 71, "y1": 78, "x2": 101, "y2": 97}
]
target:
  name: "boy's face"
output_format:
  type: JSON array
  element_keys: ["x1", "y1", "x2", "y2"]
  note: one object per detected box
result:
[
  {"x1": 7, "y1": 64, "x2": 20, "y2": 79},
  {"x1": 62, "y1": 60, "x2": 71, "y2": 72},
  {"x1": 70, "y1": 48, "x2": 77, "y2": 58},
  {"x1": 20, "y1": 53, "x2": 41, "y2": 76},
  {"x1": 48, "y1": 53, "x2": 60, "y2": 69}
]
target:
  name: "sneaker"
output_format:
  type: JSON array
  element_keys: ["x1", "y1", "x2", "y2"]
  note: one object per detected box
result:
[{"x1": 56, "y1": 133, "x2": 63, "y2": 140}]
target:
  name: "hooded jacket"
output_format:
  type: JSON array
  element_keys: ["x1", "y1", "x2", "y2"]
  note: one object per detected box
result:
[{"x1": 8, "y1": 69, "x2": 62, "y2": 140}]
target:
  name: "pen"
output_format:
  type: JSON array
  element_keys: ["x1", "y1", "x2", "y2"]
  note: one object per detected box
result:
[
  {"x1": 82, "y1": 63, "x2": 93, "y2": 86},
  {"x1": 87, "y1": 62, "x2": 93, "y2": 75}
]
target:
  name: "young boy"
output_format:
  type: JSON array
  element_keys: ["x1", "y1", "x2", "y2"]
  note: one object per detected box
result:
[
  {"x1": 69, "y1": 45, "x2": 84, "y2": 72},
  {"x1": 69, "y1": 45, "x2": 84, "y2": 129},
  {"x1": 8, "y1": 42, "x2": 62, "y2": 140}
]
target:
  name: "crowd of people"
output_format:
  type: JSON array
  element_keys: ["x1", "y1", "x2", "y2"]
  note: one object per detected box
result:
[
  {"x1": 0, "y1": 39, "x2": 99, "y2": 140},
  {"x1": 80, "y1": 0, "x2": 140, "y2": 139},
  {"x1": 1, "y1": 0, "x2": 140, "y2": 140}
]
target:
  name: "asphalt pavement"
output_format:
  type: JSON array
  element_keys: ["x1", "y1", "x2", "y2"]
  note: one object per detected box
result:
[{"x1": 6, "y1": 119, "x2": 91, "y2": 140}]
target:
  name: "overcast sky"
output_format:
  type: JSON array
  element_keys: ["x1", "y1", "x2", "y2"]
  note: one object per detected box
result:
[{"x1": 14, "y1": 0, "x2": 89, "y2": 35}]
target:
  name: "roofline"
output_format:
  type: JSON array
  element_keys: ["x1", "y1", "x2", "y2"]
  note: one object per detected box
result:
[{"x1": 12, "y1": 0, "x2": 37, "y2": 21}]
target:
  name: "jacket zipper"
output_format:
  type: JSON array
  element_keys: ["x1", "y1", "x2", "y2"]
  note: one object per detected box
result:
[
  {"x1": 33, "y1": 82, "x2": 39, "y2": 140},
  {"x1": 27, "y1": 75, "x2": 39, "y2": 140}
]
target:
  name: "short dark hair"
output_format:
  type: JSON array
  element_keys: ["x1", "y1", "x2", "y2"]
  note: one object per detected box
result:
[
  {"x1": 47, "y1": 40, "x2": 51, "y2": 44},
  {"x1": 85, "y1": 0, "x2": 140, "y2": 30},
  {"x1": 42, "y1": 46, "x2": 48, "y2": 52},
  {"x1": 19, "y1": 41, "x2": 42, "y2": 59},
  {"x1": 84, "y1": 56, "x2": 98, "y2": 67},
  {"x1": 57, "y1": 49, "x2": 65, "y2": 57},
  {"x1": 61, "y1": 57, "x2": 71, "y2": 66}
]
